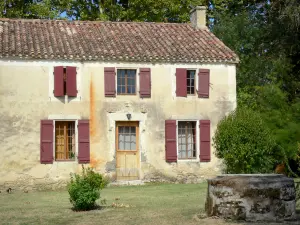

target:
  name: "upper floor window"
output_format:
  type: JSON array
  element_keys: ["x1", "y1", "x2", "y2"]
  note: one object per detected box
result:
[
  {"x1": 117, "y1": 69, "x2": 136, "y2": 95},
  {"x1": 187, "y1": 70, "x2": 196, "y2": 95},
  {"x1": 104, "y1": 67, "x2": 151, "y2": 98},
  {"x1": 53, "y1": 66, "x2": 77, "y2": 97},
  {"x1": 176, "y1": 68, "x2": 210, "y2": 98}
]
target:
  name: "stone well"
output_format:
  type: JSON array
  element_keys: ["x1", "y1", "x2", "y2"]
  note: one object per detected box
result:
[{"x1": 205, "y1": 174, "x2": 296, "y2": 222}]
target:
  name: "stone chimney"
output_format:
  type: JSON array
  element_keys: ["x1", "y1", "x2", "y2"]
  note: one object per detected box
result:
[{"x1": 190, "y1": 6, "x2": 207, "y2": 29}]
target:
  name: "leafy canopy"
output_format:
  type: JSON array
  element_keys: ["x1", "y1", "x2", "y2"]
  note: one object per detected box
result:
[{"x1": 213, "y1": 106, "x2": 277, "y2": 174}]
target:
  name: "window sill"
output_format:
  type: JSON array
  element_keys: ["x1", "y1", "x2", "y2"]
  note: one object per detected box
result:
[
  {"x1": 177, "y1": 159, "x2": 199, "y2": 162},
  {"x1": 49, "y1": 95, "x2": 81, "y2": 102},
  {"x1": 55, "y1": 160, "x2": 76, "y2": 162},
  {"x1": 117, "y1": 150, "x2": 137, "y2": 152},
  {"x1": 117, "y1": 94, "x2": 137, "y2": 96}
]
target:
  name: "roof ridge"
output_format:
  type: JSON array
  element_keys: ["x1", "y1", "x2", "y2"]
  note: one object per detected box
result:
[{"x1": 0, "y1": 18, "x2": 192, "y2": 26}]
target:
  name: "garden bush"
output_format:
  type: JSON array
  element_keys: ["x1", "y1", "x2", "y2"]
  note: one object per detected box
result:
[
  {"x1": 67, "y1": 166, "x2": 108, "y2": 211},
  {"x1": 213, "y1": 106, "x2": 277, "y2": 174}
]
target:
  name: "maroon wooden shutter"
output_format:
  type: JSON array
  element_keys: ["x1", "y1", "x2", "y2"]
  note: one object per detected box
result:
[
  {"x1": 40, "y1": 120, "x2": 54, "y2": 164},
  {"x1": 104, "y1": 67, "x2": 116, "y2": 97},
  {"x1": 139, "y1": 68, "x2": 151, "y2": 98},
  {"x1": 198, "y1": 69, "x2": 210, "y2": 98},
  {"x1": 66, "y1": 66, "x2": 77, "y2": 97},
  {"x1": 165, "y1": 120, "x2": 177, "y2": 162},
  {"x1": 78, "y1": 120, "x2": 90, "y2": 163},
  {"x1": 54, "y1": 66, "x2": 64, "y2": 97},
  {"x1": 200, "y1": 120, "x2": 211, "y2": 162},
  {"x1": 176, "y1": 68, "x2": 187, "y2": 97}
]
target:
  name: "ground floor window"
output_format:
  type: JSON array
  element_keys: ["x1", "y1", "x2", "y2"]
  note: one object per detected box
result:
[
  {"x1": 55, "y1": 121, "x2": 76, "y2": 160},
  {"x1": 178, "y1": 121, "x2": 196, "y2": 159}
]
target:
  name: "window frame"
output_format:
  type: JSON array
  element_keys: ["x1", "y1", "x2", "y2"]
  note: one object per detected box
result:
[
  {"x1": 187, "y1": 69, "x2": 196, "y2": 96},
  {"x1": 52, "y1": 119, "x2": 79, "y2": 162},
  {"x1": 116, "y1": 121, "x2": 139, "y2": 152},
  {"x1": 176, "y1": 120, "x2": 199, "y2": 161},
  {"x1": 116, "y1": 68, "x2": 137, "y2": 96}
]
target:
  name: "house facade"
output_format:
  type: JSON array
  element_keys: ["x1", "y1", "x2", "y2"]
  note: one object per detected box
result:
[{"x1": 0, "y1": 7, "x2": 238, "y2": 190}]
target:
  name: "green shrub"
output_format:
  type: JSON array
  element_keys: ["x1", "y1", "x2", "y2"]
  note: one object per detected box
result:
[
  {"x1": 213, "y1": 106, "x2": 277, "y2": 174},
  {"x1": 67, "y1": 166, "x2": 108, "y2": 211}
]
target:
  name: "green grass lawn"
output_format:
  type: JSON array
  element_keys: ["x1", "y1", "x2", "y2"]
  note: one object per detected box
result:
[
  {"x1": 1, "y1": 182, "x2": 299, "y2": 225},
  {"x1": 0, "y1": 183, "x2": 210, "y2": 225}
]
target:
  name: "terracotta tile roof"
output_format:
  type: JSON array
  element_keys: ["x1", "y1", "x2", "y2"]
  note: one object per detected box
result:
[{"x1": 0, "y1": 19, "x2": 238, "y2": 63}]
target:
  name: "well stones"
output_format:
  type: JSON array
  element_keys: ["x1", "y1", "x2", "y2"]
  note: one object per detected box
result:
[{"x1": 205, "y1": 174, "x2": 296, "y2": 222}]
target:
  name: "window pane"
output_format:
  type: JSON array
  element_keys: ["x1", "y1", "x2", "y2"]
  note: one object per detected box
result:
[
  {"x1": 121, "y1": 86, "x2": 125, "y2": 93},
  {"x1": 129, "y1": 70, "x2": 136, "y2": 78},
  {"x1": 191, "y1": 79, "x2": 195, "y2": 88},
  {"x1": 118, "y1": 133, "x2": 125, "y2": 150},
  {"x1": 128, "y1": 78, "x2": 132, "y2": 85},
  {"x1": 125, "y1": 140, "x2": 131, "y2": 150},
  {"x1": 130, "y1": 133, "x2": 136, "y2": 150},
  {"x1": 190, "y1": 86, "x2": 195, "y2": 94},
  {"x1": 130, "y1": 126, "x2": 136, "y2": 134},
  {"x1": 117, "y1": 86, "x2": 122, "y2": 94},
  {"x1": 121, "y1": 69, "x2": 125, "y2": 77},
  {"x1": 187, "y1": 70, "x2": 195, "y2": 79},
  {"x1": 131, "y1": 140, "x2": 136, "y2": 150},
  {"x1": 125, "y1": 134, "x2": 130, "y2": 142}
]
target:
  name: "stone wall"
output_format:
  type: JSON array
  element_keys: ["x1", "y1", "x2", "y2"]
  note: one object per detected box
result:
[
  {"x1": 0, "y1": 60, "x2": 236, "y2": 188},
  {"x1": 206, "y1": 174, "x2": 296, "y2": 222}
]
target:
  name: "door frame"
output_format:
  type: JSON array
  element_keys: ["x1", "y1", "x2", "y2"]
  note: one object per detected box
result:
[{"x1": 115, "y1": 121, "x2": 140, "y2": 180}]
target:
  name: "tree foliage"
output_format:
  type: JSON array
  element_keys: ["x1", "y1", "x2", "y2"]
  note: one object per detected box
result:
[
  {"x1": 0, "y1": 0, "x2": 67, "y2": 19},
  {"x1": 212, "y1": 1, "x2": 300, "y2": 175},
  {"x1": 213, "y1": 106, "x2": 277, "y2": 174}
]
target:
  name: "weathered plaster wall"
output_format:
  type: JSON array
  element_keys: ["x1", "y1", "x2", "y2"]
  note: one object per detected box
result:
[{"x1": 0, "y1": 60, "x2": 236, "y2": 190}]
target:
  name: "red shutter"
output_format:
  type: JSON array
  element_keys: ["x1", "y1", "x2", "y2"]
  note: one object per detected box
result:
[
  {"x1": 165, "y1": 120, "x2": 177, "y2": 162},
  {"x1": 139, "y1": 68, "x2": 151, "y2": 98},
  {"x1": 198, "y1": 69, "x2": 210, "y2": 98},
  {"x1": 104, "y1": 67, "x2": 116, "y2": 97},
  {"x1": 54, "y1": 66, "x2": 64, "y2": 97},
  {"x1": 176, "y1": 68, "x2": 187, "y2": 97},
  {"x1": 40, "y1": 120, "x2": 53, "y2": 164},
  {"x1": 200, "y1": 120, "x2": 211, "y2": 162},
  {"x1": 78, "y1": 120, "x2": 90, "y2": 163},
  {"x1": 66, "y1": 66, "x2": 77, "y2": 97}
]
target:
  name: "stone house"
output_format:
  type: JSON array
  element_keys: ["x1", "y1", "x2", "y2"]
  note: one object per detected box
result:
[{"x1": 0, "y1": 6, "x2": 238, "y2": 189}]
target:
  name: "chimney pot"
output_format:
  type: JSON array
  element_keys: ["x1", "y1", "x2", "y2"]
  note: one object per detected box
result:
[{"x1": 190, "y1": 6, "x2": 207, "y2": 29}]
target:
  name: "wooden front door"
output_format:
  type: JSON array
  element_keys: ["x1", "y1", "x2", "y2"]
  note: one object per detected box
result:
[{"x1": 116, "y1": 121, "x2": 139, "y2": 180}]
